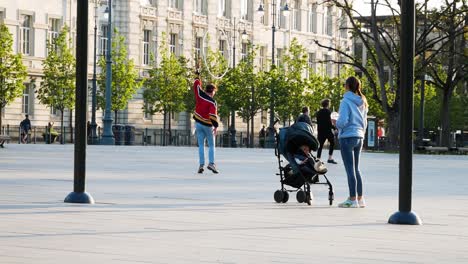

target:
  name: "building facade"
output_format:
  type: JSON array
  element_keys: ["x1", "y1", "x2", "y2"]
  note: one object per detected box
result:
[{"x1": 0, "y1": 0, "x2": 351, "y2": 138}]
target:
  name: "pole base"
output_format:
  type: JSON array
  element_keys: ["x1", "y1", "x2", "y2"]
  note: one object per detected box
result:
[
  {"x1": 388, "y1": 211, "x2": 422, "y2": 225},
  {"x1": 100, "y1": 135, "x2": 115, "y2": 145},
  {"x1": 64, "y1": 191, "x2": 95, "y2": 204}
]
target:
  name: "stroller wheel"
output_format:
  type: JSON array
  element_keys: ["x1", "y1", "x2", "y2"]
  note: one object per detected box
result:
[
  {"x1": 274, "y1": 190, "x2": 284, "y2": 203},
  {"x1": 282, "y1": 191, "x2": 289, "y2": 203},
  {"x1": 296, "y1": 190, "x2": 306, "y2": 203}
]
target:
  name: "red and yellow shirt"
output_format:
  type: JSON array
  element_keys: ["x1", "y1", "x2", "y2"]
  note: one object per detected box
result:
[{"x1": 193, "y1": 79, "x2": 219, "y2": 128}]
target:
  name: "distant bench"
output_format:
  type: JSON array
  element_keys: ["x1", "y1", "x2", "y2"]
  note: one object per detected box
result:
[
  {"x1": 0, "y1": 135, "x2": 11, "y2": 148},
  {"x1": 457, "y1": 147, "x2": 468, "y2": 155},
  {"x1": 424, "y1": 146, "x2": 449, "y2": 154}
]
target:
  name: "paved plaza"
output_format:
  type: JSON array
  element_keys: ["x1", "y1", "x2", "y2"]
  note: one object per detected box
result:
[{"x1": 0, "y1": 144, "x2": 467, "y2": 263}]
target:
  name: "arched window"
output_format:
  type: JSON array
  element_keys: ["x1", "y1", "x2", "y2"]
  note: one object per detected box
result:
[{"x1": 308, "y1": 4, "x2": 317, "y2": 33}]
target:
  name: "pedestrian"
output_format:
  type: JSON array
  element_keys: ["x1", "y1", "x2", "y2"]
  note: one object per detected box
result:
[
  {"x1": 193, "y1": 73, "x2": 219, "y2": 174},
  {"x1": 336, "y1": 76, "x2": 368, "y2": 208},
  {"x1": 19, "y1": 114, "x2": 31, "y2": 144},
  {"x1": 259, "y1": 125, "x2": 266, "y2": 148},
  {"x1": 316, "y1": 99, "x2": 338, "y2": 164},
  {"x1": 296, "y1": 106, "x2": 312, "y2": 125}
]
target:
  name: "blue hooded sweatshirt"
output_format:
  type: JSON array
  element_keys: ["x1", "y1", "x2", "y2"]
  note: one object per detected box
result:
[{"x1": 336, "y1": 91, "x2": 368, "y2": 139}]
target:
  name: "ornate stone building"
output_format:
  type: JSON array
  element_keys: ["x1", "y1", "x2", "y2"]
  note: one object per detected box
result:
[{"x1": 0, "y1": 0, "x2": 351, "y2": 138}]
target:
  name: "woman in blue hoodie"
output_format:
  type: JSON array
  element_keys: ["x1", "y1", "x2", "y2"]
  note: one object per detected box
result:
[{"x1": 336, "y1": 76, "x2": 368, "y2": 208}]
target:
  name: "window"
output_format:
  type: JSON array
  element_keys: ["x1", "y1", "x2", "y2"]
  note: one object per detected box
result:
[
  {"x1": 143, "y1": 30, "x2": 151, "y2": 65},
  {"x1": 240, "y1": 0, "x2": 248, "y2": 20},
  {"x1": 293, "y1": 0, "x2": 301, "y2": 31},
  {"x1": 169, "y1": 0, "x2": 179, "y2": 9},
  {"x1": 219, "y1": 39, "x2": 226, "y2": 58},
  {"x1": 22, "y1": 85, "x2": 31, "y2": 114},
  {"x1": 339, "y1": 11, "x2": 347, "y2": 38},
  {"x1": 260, "y1": 0, "x2": 267, "y2": 25},
  {"x1": 50, "y1": 106, "x2": 58, "y2": 116},
  {"x1": 195, "y1": 0, "x2": 207, "y2": 15},
  {"x1": 48, "y1": 18, "x2": 60, "y2": 43},
  {"x1": 354, "y1": 42, "x2": 363, "y2": 62},
  {"x1": 307, "y1": 52, "x2": 316, "y2": 77},
  {"x1": 325, "y1": 6, "x2": 333, "y2": 36},
  {"x1": 261, "y1": 109, "x2": 267, "y2": 124},
  {"x1": 240, "y1": 43, "x2": 248, "y2": 60},
  {"x1": 259, "y1": 46, "x2": 266, "y2": 71},
  {"x1": 324, "y1": 54, "x2": 333, "y2": 76},
  {"x1": 277, "y1": 1, "x2": 287, "y2": 28},
  {"x1": 195, "y1": 36, "x2": 202, "y2": 60},
  {"x1": 276, "y1": 48, "x2": 283, "y2": 67},
  {"x1": 19, "y1": 15, "x2": 32, "y2": 55},
  {"x1": 100, "y1": 25, "x2": 109, "y2": 55},
  {"x1": 218, "y1": 0, "x2": 226, "y2": 17},
  {"x1": 169, "y1": 33, "x2": 177, "y2": 54},
  {"x1": 0, "y1": 9, "x2": 5, "y2": 23},
  {"x1": 144, "y1": 99, "x2": 151, "y2": 119},
  {"x1": 308, "y1": 4, "x2": 317, "y2": 33}
]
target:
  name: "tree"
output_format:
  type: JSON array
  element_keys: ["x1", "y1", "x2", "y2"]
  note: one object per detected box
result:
[
  {"x1": 421, "y1": 0, "x2": 467, "y2": 147},
  {"x1": 37, "y1": 25, "x2": 75, "y2": 143},
  {"x1": 143, "y1": 33, "x2": 189, "y2": 145},
  {"x1": 0, "y1": 24, "x2": 27, "y2": 130},
  {"x1": 98, "y1": 29, "x2": 141, "y2": 124}
]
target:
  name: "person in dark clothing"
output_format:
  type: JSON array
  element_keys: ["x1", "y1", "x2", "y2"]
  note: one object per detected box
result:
[
  {"x1": 316, "y1": 99, "x2": 338, "y2": 164},
  {"x1": 259, "y1": 125, "x2": 266, "y2": 148},
  {"x1": 20, "y1": 115, "x2": 31, "y2": 144},
  {"x1": 297, "y1": 106, "x2": 312, "y2": 125}
]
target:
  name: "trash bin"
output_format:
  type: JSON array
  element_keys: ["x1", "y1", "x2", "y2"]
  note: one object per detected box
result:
[
  {"x1": 112, "y1": 124, "x2": 125, "y2": 145},
  {"x1": 125, "y1": 125, "x2": 135, "y2": 145}
]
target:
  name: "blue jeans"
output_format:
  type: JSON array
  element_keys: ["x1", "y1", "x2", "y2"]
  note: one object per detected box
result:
[
  {"x1": 339, "y1": 137, "x2": 363, "y2": 198},
  {"x1": 196, "y1": 122, "x2": 215, "y2": 166}
]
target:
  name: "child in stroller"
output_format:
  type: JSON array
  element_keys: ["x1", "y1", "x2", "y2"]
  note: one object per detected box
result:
[{"x1": 273, "y1": 122, "x2": 334, "y2": 206}]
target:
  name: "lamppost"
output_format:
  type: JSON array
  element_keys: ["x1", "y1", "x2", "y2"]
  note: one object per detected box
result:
[
  {"x1": 417, "y1": 0, "x2": 428, "y2": 146},
  {"x1": 89, "y1": 0, "x2": 101, "y2": 145},
  {"x1": 229, "y1": 17, "x2": 248, "y2": 148},
  {"x1": 257, "y1": 1, "x2": 290, "y2": 148},
  {"x1": 100, "y1": 0, "x2": 114, "y2": 145}
]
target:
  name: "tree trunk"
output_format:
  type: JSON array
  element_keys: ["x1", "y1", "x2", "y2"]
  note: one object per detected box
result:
[
  {"x1": 440, "y1": 88, "x2": 453, "y2": 147},
  {"x1": 387, "y1": 110, "x2": 400, "y2": 150},
  {"x1": 246, "y1": 117, "x2": 250, "y2": 148},
  {"x1": 163, "y1": 109, "x2": 167, "y2": 146},
  {"x1": 61, "y1": 110, "x2": 64, "y2": 144},
  {"x1": 0, "y1": 107, "x2": 3, "y2": 133},
  {"x1": 69, "y1": 109, "x2": 73, "y2": 143},
  {"x1": 250, "y1": 113, "x2": 254, "y2": 148},
  {"x1": 168, "y1": 110, "x2": 172, "y2": 145}
]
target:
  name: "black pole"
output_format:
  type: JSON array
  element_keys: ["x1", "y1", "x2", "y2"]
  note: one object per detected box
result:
[
  {"x1": 230, "y1": 18, "x2": 237, "y2": 148},
  {"x1": 65, "y1": 0, "x2": 94, "y2": 204},
  {"x1": 89, "y1": 2, "x2": 99, "y2": 145},
  {"x1": 388, "y1": 0, "x2": 420, "y2": 224},
  {"x1": 266, "y1": 2, "x2": 277, "y2": 148}
]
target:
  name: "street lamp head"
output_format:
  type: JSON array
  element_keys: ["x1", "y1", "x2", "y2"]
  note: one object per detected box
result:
[
  {"x1": 241, "y1": 29, "x2": 248, "y2": 41},
  {"x1": 282, "y1": 3, "x2": 290, "y2": 16},
  {"x1": 257, "y1": 4, "x2": 265, "y2": 17},
  {"x1": 103, "y1": 7, "x2": 109, "y2": 20}
]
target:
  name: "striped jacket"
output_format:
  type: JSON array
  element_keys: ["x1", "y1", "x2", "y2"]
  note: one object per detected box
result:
[{"x1": 193, "y1": 79, "x2": 219, "y2": 128}]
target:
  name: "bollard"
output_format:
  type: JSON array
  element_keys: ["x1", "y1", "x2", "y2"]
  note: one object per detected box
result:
[
  {"x1": 33, "y1": 127, "x2": 36, "y2": 144},
  {"x1": 18, "y1": 127, "x2": 21, "y2": 144}
]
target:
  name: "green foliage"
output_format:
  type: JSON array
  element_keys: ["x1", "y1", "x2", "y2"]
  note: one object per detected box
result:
[
  {"x1": 143, "y1": 32, "x2": 189, "y2": 116},
  {"x1": 98, "y1": 29, "x2": 141, "y2": 113},
  {"x1": 37, "y1": 25, "x2": 76, "y2": 112},
  {"x1": 0, "y1": 23, "x2": 27, "y2": 127}
]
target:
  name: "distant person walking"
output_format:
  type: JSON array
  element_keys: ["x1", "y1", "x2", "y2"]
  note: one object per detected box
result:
[
  {"x1": 316, "y1": 99, "x2": 337, "y2": 164},
  {"x1": 20, "y1": 115, "x2": 31, "y2": 144},
  {"x1": 336, "y1": 76, "x2": 368, "y2": 208},
  {"x1": 193, "y1": 74, "x2": 219, "y2": 174},
  {"x1": 259, "y1": 125, "x2": 266, "y2": 148},
  {"x1": 297, "y1": 106, "x2": 312, "y2": 125}
]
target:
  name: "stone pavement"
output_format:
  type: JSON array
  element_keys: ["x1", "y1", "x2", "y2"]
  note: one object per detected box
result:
[{"x1": 0, "y1": 144, "x2": 467, "y2": 264}]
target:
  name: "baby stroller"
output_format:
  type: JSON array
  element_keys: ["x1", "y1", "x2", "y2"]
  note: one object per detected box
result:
[{"x1": 273, "y1": 121, "x2": 334, "y2": 206}]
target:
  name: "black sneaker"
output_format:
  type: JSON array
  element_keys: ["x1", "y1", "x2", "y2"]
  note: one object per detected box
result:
[
  {"x1": 207, "y1": 164, "x2": 219, "y2": 174},
  {"x1": 198, "y1": 166, "x2": 204, "y2": 174},
  {"x1": 327, "y1": 159, "x2": 338, "y2": 164}
]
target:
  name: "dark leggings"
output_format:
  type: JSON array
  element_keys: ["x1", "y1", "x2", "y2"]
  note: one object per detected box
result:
[{"x1": 317, "y1": 133, "x2": 335, "y2": 159}]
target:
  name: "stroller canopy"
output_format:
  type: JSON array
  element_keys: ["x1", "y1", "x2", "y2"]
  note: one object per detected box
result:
[{"x1": 278, "y1": 122, "x2": 319, "y2": 158}]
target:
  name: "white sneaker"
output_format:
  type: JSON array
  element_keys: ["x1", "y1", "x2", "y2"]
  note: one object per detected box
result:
[
  {"x1": 358, "y1": 198, "x2": 366, "y2": 208},
  {"x1": 338, "y1": 199, "x2": 358, "y2": 208}
]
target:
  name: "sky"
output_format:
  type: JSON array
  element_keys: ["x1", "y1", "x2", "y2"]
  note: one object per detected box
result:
[{"x1": 352, "y1": 0, "x2": 445, "y2": 15}]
